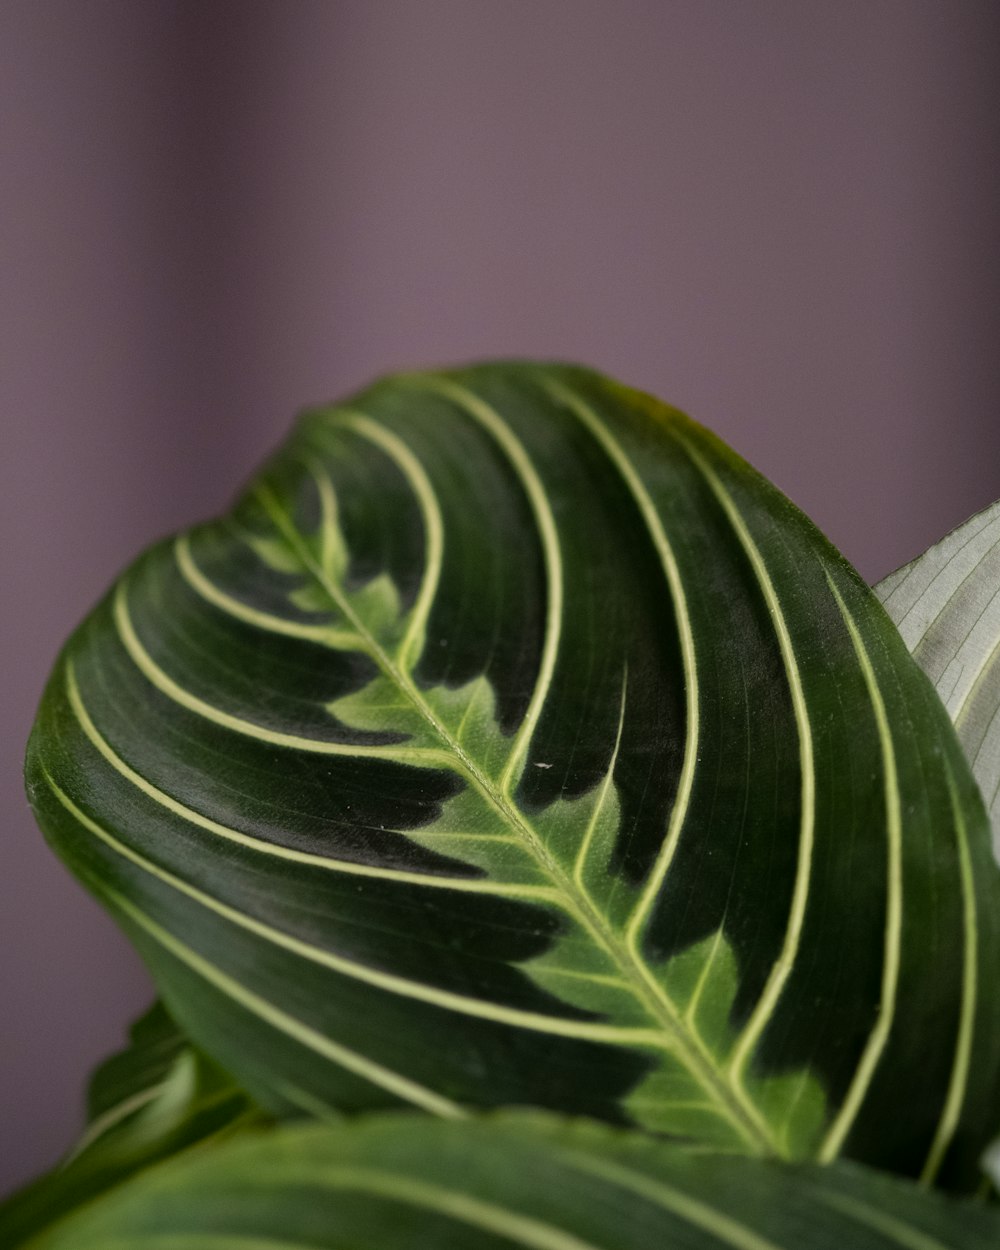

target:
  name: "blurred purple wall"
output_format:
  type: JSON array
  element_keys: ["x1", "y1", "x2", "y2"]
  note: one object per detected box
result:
[{"x1": 2, "y1": 0, "x2": 999, "y2": 1194}]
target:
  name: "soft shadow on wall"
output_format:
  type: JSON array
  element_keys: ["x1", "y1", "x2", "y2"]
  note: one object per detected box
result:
[{"x1": 2, "y1": 0, "x2": 998, "y2": 1196}]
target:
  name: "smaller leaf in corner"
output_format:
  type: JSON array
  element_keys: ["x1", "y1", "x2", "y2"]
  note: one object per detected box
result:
[
  {"x1": 983, "y1": 1137, "x2": 1000, "y2": 1194},
  {"x1": 0, "y1": 1001, "x2": 262, "y2": 1248}
]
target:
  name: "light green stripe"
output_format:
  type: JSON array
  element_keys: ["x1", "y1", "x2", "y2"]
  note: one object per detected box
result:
[
  {"x1": 37, "y1": 1240, "x2": 311, "y2": 1250},
  {"x1": 533, "y1": 968, "x2": 629, "y2": 988},
  {"x1": 66, "y1": 664, "x2": 540, "y2": 898},
  {"x1": 95, "y1": 886, "x2": 466, "y2": 1119},
  {"x1": 626, "y1": 1098, "x2": 724, "y2": 1113},
  {"x1": 814, "y1": 1189, "x2": 952, "y2": 1250},
  {"x1": 306, "y1": 1168, "x2": 605, "y2": 1250},
  {"x1": 175, "y1": 534, "x2": 358, "y2": 647},
  {"x1": 561, "y1": 1151, "x2": 785, "y2": 1250},
  {"x1": 676, "y1": 437, "x2": 817, "y2": 1106},
  {"x1": 46, "y1": 771, "x2": 663, "y2": 1048},
  {"x1": 65, "y1": 1235, "x2": 325, "y2": 1245},
  {"x1": 683, "y1": 928, "x2": 727, "y2": 1029},
  {"x1": 573, "y1": 673, "x2": 627, "y2": 896},
  {"x1": 61, "y1": 1082, "x2": 167, "y2": 1162},
  {"x1": 336, "y1": 410, "x2": 445, "y2": 673},
  {"x1": 302, "y1": 449, "x2": 344, "y2": 580},
  {"x1": 271, "y1": 1082, "x2": 342, "y2": 1121},
  {"x1": 818, "y1": 578, "x2": 903, "y2": 1161},
  {"x1": 545, "y1": 382, "x2": 700, "y2": 949},
  {"x1": 410, "y1": 375, "x2": 565, "y2": 796},
  {"x1": 112, "y1": 582, "x2": 444, "y2": 765},
  {"x1": 919, "y1": 767, "x2": 978, "y2": 1184}
]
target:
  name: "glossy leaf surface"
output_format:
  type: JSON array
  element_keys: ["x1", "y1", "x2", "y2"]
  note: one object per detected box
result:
[
  {"x1": 27, "y1": 363, "x2": 1000, "y2": 1185},
  {"x1": 26, "y1": 1114, "x2": 1000, "y2": 1250},
  {"x1": 0, "y1": 1003, "x2": 258, "y2": 1247},
  {"x1": 877, "y1": 499, "x2": 1000, "y2": 858}
]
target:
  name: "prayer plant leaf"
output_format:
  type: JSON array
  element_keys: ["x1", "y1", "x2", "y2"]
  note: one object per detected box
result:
[
  {"x1": 26, "y1": 362, "x2": 1000, "y2": 1189},
  {"x1": 876, "y1": 499, "x2": 1000, "y2": 860},
  {"x1": 22, "y1": 1113, "x2": 1000, "y2": 1250},
  {"x1": 0, "y1": 1002, "x2": 260, "y2": 1248}
]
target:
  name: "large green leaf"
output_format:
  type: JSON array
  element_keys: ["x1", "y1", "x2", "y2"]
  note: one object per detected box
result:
[
  {"x1": 876, "y1": 499, "x2": 1000, "y2": 860},
  {"x1": 24, "y1": 1113, "x2": 1000, "y2": 1250},
  {"x1": 26, "y1": 362, "x2": 1000, "y2": 1187},
  {"x1": 0, "y1": 1002, "x2": 259, "y2": 1247}
]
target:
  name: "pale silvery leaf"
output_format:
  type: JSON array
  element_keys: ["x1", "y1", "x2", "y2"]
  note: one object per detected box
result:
[{"x1": 877, "y1": 500, "x2": 1000, "y2": 861}]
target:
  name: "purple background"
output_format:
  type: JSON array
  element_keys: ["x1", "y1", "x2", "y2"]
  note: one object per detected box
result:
[{"x1": 2, "y1": 1, "x2": 999, "y2": 1194}]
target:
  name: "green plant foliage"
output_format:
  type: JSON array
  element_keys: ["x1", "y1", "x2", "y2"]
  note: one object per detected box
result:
[
  {"x1": 23, "y1": 1113, "x2": 1000, "y2": 1250},
  {"x1": 0, "y1": 1003, "x2": 259, "y2": 1247},
  {"x1": 25, "y1": 364, "x2": 1000, "y2": 1192},
  {"x1": 877, "y1": 499, "x2": 1000, "y2": 858}
]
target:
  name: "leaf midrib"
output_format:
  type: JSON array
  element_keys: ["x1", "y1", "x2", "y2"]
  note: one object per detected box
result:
[{"x1": 256, "y1": 482, "x2": 777, "y2": 1157}]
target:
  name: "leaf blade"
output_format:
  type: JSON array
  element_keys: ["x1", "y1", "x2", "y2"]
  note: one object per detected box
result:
[
  {"x1": 28, "y1": 362, "x2": 1000, "y2": 1184},
  {"x1": 25, "y1": 1114, "x2": 1000, "y2": 1250}
]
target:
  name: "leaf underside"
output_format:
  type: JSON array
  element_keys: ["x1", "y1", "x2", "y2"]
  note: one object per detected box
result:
[
  {"x1": 26, "y1": 1114, "x2": 1000, "y2": 1250},
  {"x1": 877, "y1": 498, "x2": 1000, "y2": 860},
  {"x1": 26, "y1": 362, "x2": 1000, "y2": 1189},
  {"x1": 0, "y1": 1003, "x2": 257, "y2": 1247}
]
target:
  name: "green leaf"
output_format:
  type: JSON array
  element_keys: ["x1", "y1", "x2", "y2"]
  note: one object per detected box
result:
[
  {"x1": 23, "y1": 1113, "x2": 1000, "y2": 1250},
  {"x1": 0, "y1": 1002, "x2": 260, "y2": 1247},
  {"x1": 26, "y1": 362, "x2": 1000, "y2": 1187},
  {"x1": 876, "y1": 500, "x2": 1000, "y2": 861}
]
